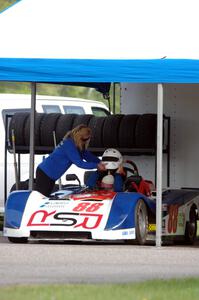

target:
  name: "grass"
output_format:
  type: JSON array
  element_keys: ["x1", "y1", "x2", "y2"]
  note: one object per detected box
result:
[{"x1": 0, "y1": 278, "x2": 199, "y2": 300}]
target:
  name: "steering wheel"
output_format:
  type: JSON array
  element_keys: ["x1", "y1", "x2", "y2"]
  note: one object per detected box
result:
[
  {"x1": 123, "y1": 160, "x2": 139, "y2": 177},
  {"x1": 123, "y1": 160, "x2": 142, "y2": 192}
]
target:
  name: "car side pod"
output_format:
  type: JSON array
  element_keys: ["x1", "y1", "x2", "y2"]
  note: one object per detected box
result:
[
  {"x1": 4, "y1": 190, "x2": 45, "y2": 243},
  {"x1": 4, "y1": 190, "x2": 31, "y2": 230},
  {"x1": 104, "y1": 192, "x2": 152, "y2": 245}
]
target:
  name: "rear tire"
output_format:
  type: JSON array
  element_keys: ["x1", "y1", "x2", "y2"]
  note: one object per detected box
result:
[
  {"x1": 8, "y1": 237, "x2": 28, "y2": 244},
  {"x1": 184, "y1": 207, "x2": 197, "y2": 245},
  {"x1": 135, "y1": 199, "x2": 148, "y2": 245}
]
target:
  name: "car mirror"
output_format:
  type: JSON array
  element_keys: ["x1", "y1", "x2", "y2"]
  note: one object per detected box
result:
[{"x1": 65, "y1": 174, "x2": 81, "y2": 186}]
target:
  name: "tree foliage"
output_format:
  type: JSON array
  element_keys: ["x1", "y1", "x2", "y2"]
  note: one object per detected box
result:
[{"x1": 0, "y1": 0, "x2": 16, "y2": 12}]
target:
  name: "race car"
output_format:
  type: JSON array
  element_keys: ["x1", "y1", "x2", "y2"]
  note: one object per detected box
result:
[{"x1": 3, "y1": 161, "x2": 199, "y2": 245}]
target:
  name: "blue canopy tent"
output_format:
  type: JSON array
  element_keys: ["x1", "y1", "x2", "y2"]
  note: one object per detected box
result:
[
  {"x1": 1, "y1": 0, "x2": 199, "y2": 247},
  {"x1": 1, "y1": 0, "x2": 199, "y2": 83}
]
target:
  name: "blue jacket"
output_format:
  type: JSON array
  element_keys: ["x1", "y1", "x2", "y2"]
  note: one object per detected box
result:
[{"x1": 38, "y1": 138, "x2": 100, "y2": 180}]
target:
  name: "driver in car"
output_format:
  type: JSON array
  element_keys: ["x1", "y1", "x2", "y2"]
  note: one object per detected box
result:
[{"x1": 85, "y1": 148, "x2": 125, "y2": 192}]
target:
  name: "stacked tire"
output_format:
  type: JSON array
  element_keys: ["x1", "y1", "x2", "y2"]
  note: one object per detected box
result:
[{"x1": 8, "y1": 112, "x2": 158, "y2": 154}]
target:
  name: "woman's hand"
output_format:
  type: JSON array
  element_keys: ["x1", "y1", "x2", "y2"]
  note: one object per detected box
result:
[
  {"x1": 97, "y1": 162, "x2": 107, "y2": 171},
  {"x1": 116, "y1": 166, "x2": 126, "y2": 176}
]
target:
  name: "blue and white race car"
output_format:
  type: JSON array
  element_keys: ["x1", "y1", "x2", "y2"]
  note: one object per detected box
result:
[{"x1": 3, "y1": 162, "x2": 199, "y2": 245}]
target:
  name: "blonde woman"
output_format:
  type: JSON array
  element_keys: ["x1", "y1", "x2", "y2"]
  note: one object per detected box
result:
[{"x1": 35, "y1": 124, "x2": 106, "y2": 196}]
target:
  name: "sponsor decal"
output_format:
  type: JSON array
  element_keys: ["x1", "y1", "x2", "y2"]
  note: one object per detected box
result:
[
  {"x1": 148, "y1": 224, "x2": 156, "y2": 232},
  {"x1": 177, "y1": 212, "x2": 185, "y2": 227},
  {"x1": 27, "y1": 201, "x2": 105, "y2": 230},
  {"x1": 40, "y1": 201, "x2": 50, "y2": 207},
  {"x1": 27, "y1": 210, "x2": 103, "y2": 229},
  {"x1": 122, "y1": 229, "x2": 135, "y2": 236},
  {"x1": 39, "y1": 201, "x2": 69, "y2": 209},
  {"x1": 162, "y1": 219, "x2": 165, "y2": 229},
  {"x1": 168, "y1": 204, "x2": 179, "y2": 233},
  {"x1": 122, "y1": 231, "x2": 128, "y2": 236}
]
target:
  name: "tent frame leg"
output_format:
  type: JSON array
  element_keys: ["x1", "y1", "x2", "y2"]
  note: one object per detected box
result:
[
  {"x1": 28, "y1": 82, "x2": 36, "y2": 191},
  {"x1": 156, "y1": 83, "x2": 163, "y2": 247}
]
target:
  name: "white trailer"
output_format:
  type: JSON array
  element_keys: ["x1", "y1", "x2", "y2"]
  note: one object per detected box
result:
[{"x1": 120, "y1": 83, "x2": 199, "y2": 190}]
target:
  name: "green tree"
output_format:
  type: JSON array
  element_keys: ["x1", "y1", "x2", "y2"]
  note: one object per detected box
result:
[{"x1": 0, "y1": 0, "x2": 16, "y2": 12}]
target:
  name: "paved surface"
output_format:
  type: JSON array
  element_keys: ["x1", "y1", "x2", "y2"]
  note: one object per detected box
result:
[{"x1": 1, "y1": 235, "x2": 199, "y2": 286}]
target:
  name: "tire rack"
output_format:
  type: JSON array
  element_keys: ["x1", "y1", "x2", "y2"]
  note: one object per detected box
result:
[{"x1": 4, "y1": 113, "x2": 170, "y2": 202}]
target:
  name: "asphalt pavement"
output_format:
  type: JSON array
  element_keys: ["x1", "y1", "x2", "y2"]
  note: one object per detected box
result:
[{"x1": 1, "y1": 235, "x2": 199, "y2": 286}]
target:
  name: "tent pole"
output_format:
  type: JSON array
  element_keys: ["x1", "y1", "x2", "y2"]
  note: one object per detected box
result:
[
  {"x1": 28, "y1": 82, "x2": 36, "y2": 190},
  {"x1": 113, "y1": 83, "x2": 116, "y2": 114},
  {"x1": 156, "y1": 83, "x2": 163, "y2": 247}
]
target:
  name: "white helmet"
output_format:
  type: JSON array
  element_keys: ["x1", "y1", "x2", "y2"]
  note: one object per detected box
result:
[{"x1": 102, "y1": 148, "x2": 123, "y2": 170}]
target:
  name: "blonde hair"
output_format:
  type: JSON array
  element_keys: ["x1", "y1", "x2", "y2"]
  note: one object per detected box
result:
[{"x1": 64, "y1": 124, "x2": 92, "y2": 151}]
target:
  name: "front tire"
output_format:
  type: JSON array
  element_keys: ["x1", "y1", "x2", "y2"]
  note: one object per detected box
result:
[
  {"x1": 135, "y1": 199, "x2": 148, "y2": 245},
  {"x1": 8, "y1": 237, "x2": 28, "y2": 244}
]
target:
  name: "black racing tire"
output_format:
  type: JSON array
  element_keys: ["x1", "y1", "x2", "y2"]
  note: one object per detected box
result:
[
  {"x1": 72, "y1": 114, "x2": 94, "y2": 128},
  {"x1": 88, "y1": 116, "x2": 106, "y2": 147},
  {"x1": 40, "y1": 113, "x2": 61, "y2": 146},
  {"x1": 24, "y1": 113, "x2": 45, "y2": 146},
  {"x1": 135, "y1": 114, "x2": 157, "y2": 149},
  {"x1": 8, "y1": 237, "x2": 28, "y2": 243},
  {"x1": 102, "y1": 114, "x2": 124, "y2": 148},
  {"x1": 55, "y1": 114, "x2": 77, "y2": 143},
  {"x1": 118, "y1": 114, "x2": 139, "y2": 148},
  {"x1": 184, "y1": 206, "x2": 197, "y2": 245},
  {"x1": 135, "y1": 199, "x2": 148, "y2": 245},
  {"x1": 9, "y1": 112, "x2": 30, "y2": 147}
]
